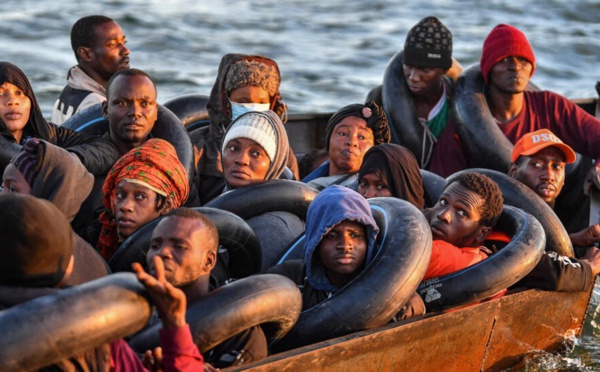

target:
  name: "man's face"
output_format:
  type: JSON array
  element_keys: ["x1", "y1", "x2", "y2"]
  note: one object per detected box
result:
[
  {"x1": 147, "y1": 216, "x2": 215, "y2": 287},
  {"x1": 328, "y1": 117, "x2": 375, "y2": 176},
  {"x1": 488, "y1": 56, "x2": 533, "y2": 94},
  {"x1": 87, "y1": 21, "x2": 130, "y2": 81},
  {"x1": 105, "y1": 74, "x2": 157, "y2": 149},
  {"x1": 509, "y1": 146, "x2": 566, "y2": 207},
  {"x1": 402, "y1": 64, "x2": 447, "y2": 97},
  {"x1": 317, "y1": 220, "x2": 368, "y2": 285},
  {"x1": 429, "y1": 182, "x2": 488, "y2": 247}
]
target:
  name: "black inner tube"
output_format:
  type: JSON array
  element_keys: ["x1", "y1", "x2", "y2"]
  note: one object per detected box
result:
[{"x1": 417, "y1": 205, "x2": 545, "y2": 311}]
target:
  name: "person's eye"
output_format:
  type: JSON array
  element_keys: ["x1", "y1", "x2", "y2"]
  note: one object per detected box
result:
[
  {"x1": 115, "y1": 191, "x2": 124, "y2": 199},
  {"x1": 350, "y1": 232, "x2": 362, "y2": 239},
  {"x1": 135, "y1": 193, "x2": 148, "y2": 200},
  {"x1": 358, "y1": 180, "x2": 367, "y2": 187},
  {"x1": 439, "y1": 198, "x2": 448, "y2": 206},
  {"x1": 458, "y1": 210, "x2": 468, "y2": 217},
  {"x1": 106, "y1": 41, "x2": 117, "y2": 48},
  {"x1": 116, "y1": 100, "x2": 127, "y2": 107},
  {"x1": 251, "y1": 150, "x2": 263, "y2": 158},
  {"x1": 326, "y1": 232, "x2": 338, "y2": 239},
  {"x1": 337, "y1": 131, "x2": 346, "y2": 137},
  {"x1": 228, "y1": 145, "x2": 238, "y2": 152},
  {"x1": 15, "y1": 90, "x2": 24, "y2": 96},
  {"x1": 376, "y1": 184, "x2": 388, "y2": 190},
  {"x1": 149, "y1": 242, "x2": 159, "y2": 250},
  {"x1": 553, "y1": 164, "x2": 564, "y2": 171}
]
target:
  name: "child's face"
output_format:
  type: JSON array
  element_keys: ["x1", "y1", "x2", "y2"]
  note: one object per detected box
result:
[
  {"x1": 317, "y1": 220, "x2": 368, "y2": 286},
  {"x1": 1, "y1": 164, "x2": 31, "y2": 195},
  {"x1": 429, "y1": 182, "x2": 487, "y2": 247}
]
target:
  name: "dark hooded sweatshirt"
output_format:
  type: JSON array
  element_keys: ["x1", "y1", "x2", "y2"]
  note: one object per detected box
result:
[
  {"x1": 190, "y1": 54, "x2": 299, "y2": 205},
  {"x1": 26, "y1": 140, "x2": 110, "y2": 285}
]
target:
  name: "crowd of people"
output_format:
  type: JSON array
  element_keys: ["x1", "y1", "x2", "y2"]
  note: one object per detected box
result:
[{"x1": 1, "y1": 13, "x2": 600, "y2": 371}]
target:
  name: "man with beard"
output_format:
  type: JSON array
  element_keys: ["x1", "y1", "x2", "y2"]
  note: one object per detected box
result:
[{"x1": 52, "y1": 15, "x2": 130, "y2": 125}]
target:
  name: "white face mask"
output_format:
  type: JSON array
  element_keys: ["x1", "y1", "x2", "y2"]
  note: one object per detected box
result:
[{"x1": 230, "y1": 101, "x2": 271, "y2": 121}]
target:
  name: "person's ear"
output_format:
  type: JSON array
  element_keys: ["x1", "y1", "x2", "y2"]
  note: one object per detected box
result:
[
  {"x1": 203, "y1": 250, "x2": 217, "y2": 274},
  {"x1": 508, "y1": 162, "x2": 518, "y2": 178},
  {"x1": 102, "y1": 101, "x2": 108, "y2": 118},
  {"x1": 77, "y1": 46, "x2": 93, "y2": 63},
  {"x1": 475, "y1": 226, "x2": 492, "y2": 244},
  {"x1": 159, "y1": 197, "x2": 175, "y2": 215}
]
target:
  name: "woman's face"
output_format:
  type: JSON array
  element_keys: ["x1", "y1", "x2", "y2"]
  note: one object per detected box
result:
[
  {"x1": 113, "y1": 180, "x2": 163, "y2": 240},
  {"x1": 358, "y1": 172, "x2": 393, "y2": 199},
  {"x1": 223, "y1": 137, "x2": 271, "y2": 189},
  {"x1": 0, "y1": 82, "x2": 31, "y2": 142}
]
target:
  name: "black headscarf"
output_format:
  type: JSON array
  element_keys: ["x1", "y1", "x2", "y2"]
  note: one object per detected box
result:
[
  {"x1": 324, "y1": 101, "x2": 390, "y2": 149},
  {"x1": 0, "y1": 62, "x2": 50, "y2": 143},
  {"x1": 358, "y1": 143, "x2": 425, "y2": 209}
]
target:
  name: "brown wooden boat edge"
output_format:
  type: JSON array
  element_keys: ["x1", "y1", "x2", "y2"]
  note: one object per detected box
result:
[{"x1": 226, "y1": 287, "x2": 592, "y2": 372}]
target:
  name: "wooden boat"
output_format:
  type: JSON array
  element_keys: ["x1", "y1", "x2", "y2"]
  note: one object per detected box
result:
[{"x1": 231, "y1": 287, "x2": 592, "y2": 372}]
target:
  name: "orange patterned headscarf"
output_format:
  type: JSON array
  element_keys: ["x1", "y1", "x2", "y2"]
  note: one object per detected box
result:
[{"x1": 97, "y1": 138, "x2": 189, "y2": 260}]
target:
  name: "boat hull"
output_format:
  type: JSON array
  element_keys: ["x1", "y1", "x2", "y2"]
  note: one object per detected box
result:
[{"x1": 232, "y1": 288, "x2": 592, "y2": 371}]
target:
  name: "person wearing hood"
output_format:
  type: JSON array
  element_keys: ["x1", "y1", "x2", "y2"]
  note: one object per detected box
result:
[
  {"x1": 265, "y1": 185, "x2": 379, "y2": 310},
  {"x1": 2, "y1": 138, "x2": 109, "y2": 285},
  {"x1": 190, "y1": 53, "x2": 299, "y2": 205},
  {"x1": 302, "y1": 101, "x2": 391, "y2": 191},
  {"x1": 97, "y1": 138, "x2": 190, "y2": 261},
  {"x1": 219, "y1": 110, "x2": 305, "y2": 270},
  {"x1": 357, "y1": 143, "x2": 426, "y2": 209},
  {"x1": 0, "y1": 62, "x2": 102, "y2": 173},
  {"x1": 0, "y1": 193, "x2": 204, "y2": 371}
]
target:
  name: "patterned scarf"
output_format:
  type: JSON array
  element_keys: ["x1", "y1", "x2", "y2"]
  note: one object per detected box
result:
[{"x1": 96, "y1": 139, "x2": 189, "y2": 260}]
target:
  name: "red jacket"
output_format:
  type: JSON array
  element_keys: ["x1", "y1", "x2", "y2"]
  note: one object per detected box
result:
[{"x1": 423, "y1": 240, "x2": 489, "y2": 281}]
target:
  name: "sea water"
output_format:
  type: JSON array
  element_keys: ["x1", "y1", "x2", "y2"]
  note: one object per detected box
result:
[{"x1": 1, "y1": 0, "x2": 599, "y2": 369}]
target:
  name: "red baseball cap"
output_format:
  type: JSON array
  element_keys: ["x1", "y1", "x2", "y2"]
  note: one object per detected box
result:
[{"x1": 511, "y1": 129, "x2": 576, "y2": 163}]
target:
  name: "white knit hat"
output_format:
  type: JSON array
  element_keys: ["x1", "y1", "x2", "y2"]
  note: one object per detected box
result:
[{"x1": 222, "y1": 112, "x2": 278, "y2": 161}]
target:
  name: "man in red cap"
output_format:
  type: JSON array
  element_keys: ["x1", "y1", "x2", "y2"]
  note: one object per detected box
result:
[
  {"x1": 507, "y1": 129, "x2": 600, "y2": 291},
  {"x1": 509, "y1": 129, "x2": 600, "y2": 248},
  {"x1": 462, "y1": 24, "x2": 600, "y2": 234}
]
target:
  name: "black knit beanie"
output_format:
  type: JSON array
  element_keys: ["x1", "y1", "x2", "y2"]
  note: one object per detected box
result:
[
  {"x1": 324, "y1": 101, "x2": 390, "y2": 150},
  {"x1": 403, "y1": 16, "x2": 452, "y2": 69}
]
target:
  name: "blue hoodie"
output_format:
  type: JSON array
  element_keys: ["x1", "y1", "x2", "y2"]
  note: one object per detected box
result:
[{"x1": 304, "y1": 185, "x2": 379, "y2": 292}]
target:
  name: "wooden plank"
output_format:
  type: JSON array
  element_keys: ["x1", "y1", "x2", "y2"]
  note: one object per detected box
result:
[{"x1": 232, "y1": 301, "x2": 498, "y2": 371}]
